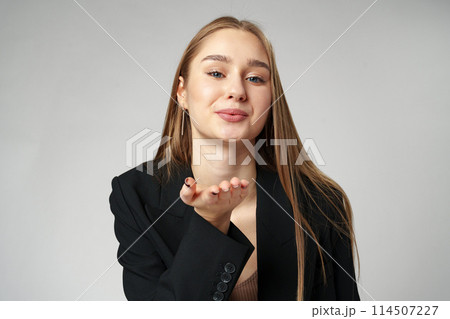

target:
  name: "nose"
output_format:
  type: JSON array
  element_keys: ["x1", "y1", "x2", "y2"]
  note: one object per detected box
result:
[{"x1": 226, "y1": 74, "x2": 247, "y2": 102}]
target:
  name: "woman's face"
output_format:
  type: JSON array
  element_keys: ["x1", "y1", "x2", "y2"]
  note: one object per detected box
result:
[{"x1": 177, "y1": 29, "x2": 272, "y2": 144}]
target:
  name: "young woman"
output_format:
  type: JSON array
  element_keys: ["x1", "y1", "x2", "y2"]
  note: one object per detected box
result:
[{"x1": 109, "y1": 16, "x2": 360, "y2": 301}]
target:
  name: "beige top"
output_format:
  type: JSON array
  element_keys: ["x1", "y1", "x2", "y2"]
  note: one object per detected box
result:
[{"x1": 228, "y1": 270, "x2": 258, "y2": 301}]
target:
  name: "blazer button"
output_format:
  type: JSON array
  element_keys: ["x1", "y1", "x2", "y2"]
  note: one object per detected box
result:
[
  {"x1": 224, "y1": 262, "x2": 236, "y2": 273},
  {"x1": 220, "y1": 272, "x2": 232, "y2": 283},
  {"x1": 217, "y1": 281, "x2": 228, "y2": 292},
  {"x1": 212, "y1": 291, "x2": 224, "y2": 301}
]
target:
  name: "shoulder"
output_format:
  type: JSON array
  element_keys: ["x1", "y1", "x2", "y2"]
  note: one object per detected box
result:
[
  {"x1": 110, "y1": 160, "x2": 190, "y2": 213},
  {"x1": 110, "y1": 161, "x2": 164, "y2": 210},
  {"x1": 114, "y1": 161, "x2": 160, "y2": 185},
  {"x1": 297, "y1": 176, "x2": 348, "y2": 237}
]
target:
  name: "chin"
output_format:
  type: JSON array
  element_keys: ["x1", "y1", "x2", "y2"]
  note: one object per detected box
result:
[{"x1": 223, "y1": 135, "x2": 254, "y2": 144}]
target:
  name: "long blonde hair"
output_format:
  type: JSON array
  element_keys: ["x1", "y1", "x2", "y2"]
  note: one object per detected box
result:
[{"x1": 153, "y1": 16, "x2": 359, "y2": 300}]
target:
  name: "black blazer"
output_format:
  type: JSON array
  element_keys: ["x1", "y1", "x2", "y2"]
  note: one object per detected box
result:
[{"x1": 108, "y1": 161, "x2": 360, "y2": 301}]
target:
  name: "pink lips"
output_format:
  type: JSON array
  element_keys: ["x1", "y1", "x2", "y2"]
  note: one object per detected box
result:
[{"x1": 215, "y1": 108, "x2": 249, "y2": 123}]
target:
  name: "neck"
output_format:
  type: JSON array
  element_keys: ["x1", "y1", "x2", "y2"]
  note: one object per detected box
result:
[{"x1": 190, "y1": 139, "x2": 257, "y2": 203}]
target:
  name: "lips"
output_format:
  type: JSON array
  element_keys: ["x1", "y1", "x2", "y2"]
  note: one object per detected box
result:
[
  {"x1": 215, "y1": 108, "x2": 248, "y2": 123},
  {"x1": 215, "y1": 108, "x2": 249, "y2": 116}
]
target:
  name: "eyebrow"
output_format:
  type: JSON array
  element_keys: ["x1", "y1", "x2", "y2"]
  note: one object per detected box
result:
[{"x1": 200, "y1": 54, "x2": 270, "y2": 72}]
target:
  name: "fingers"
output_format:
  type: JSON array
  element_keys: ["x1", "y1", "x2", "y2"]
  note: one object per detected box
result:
[
  {"x1": 180, "y1": 176, "x2": 220, "y2": 205},
  {"x1": 229, "y1": 177, "x2": 241, "y2": 201},
  {"x1": 219, "y1": 177, "x2": 249, "y2": 201},
  {"x1": 239, "y1": 179, "x2": 249, "y2": 198},
  {"x1": 180, "y1": 176, "x2": 251, "y2": 207},
  {"x1": 218, "y1": 180, "x2": 231, "y2": 201},
  {"x1": 180, "y1": 177, "x2": 197, "y2": 204},
  {"x1": 206, "y1": 184, "x2": 220, "y2": 203}
]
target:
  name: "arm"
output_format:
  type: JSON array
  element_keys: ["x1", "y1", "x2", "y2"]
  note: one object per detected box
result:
[{"x1": 109, "y1": 176, "x2": 255, "y2": 300}]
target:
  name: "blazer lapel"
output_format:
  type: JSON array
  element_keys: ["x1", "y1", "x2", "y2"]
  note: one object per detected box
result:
[
  {"x1": 254, "y1": 164, "x2": 298, "y2": 300},
  {"x1": 255, "y1": 164, "x2": 297, "y2": 245}
]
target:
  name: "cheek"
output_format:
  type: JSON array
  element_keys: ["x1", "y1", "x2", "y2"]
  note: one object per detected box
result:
[
  {"x1": 249, "y1": 88, "x2": 271, "y2": 132},
  {"x1": 253, "y1": 88, "x2": 272, "y2": 115},
  {"x1": 188, "y1": 80, "x2": 221, "y2": 106},
  {"x1": 255, "y1": 110, "x2": 270, "y2": 131}
]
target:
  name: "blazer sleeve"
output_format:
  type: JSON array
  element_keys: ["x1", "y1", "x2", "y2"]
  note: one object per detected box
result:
[{"x1": 109, "y1": 176, "x2": 255, "y2": 301}]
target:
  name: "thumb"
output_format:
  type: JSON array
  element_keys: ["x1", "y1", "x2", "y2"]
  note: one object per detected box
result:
[{"x1": 180, "y1": 177, "x2": 197, "y2": 204}]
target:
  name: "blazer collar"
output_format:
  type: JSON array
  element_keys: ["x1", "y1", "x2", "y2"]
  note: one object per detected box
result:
[{"x1": 158, "y1": 163, "x2": 296, "y2": 245}]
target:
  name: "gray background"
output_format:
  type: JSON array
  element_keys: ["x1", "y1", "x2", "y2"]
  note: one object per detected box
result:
[{"x1": 0, "y1": 0, "x2": 449, "y2": 300}]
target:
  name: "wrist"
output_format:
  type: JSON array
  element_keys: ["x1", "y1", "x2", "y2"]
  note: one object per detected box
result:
[
  {"x1": 212, "y1": 219, "x2": 230, "y2": 235},
  {"x1": 195, "y1": 209, "x2": 231, "y2": 234}
]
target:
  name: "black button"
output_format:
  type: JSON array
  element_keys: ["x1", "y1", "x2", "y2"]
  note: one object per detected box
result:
[
  {"x1": 224, "y1": 262, "x2": 236, "y2": 273},
  {"x1": 220, "y1": 272, "x2": 232, "y2": 283},
  {"x1": 217, "y1": 282, "x2": 228, "y2": 292},
  {"x1": 212, "y1": 291, "x2": 224, "y2": 301}
]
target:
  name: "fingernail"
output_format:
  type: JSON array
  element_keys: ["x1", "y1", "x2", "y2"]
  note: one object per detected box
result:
[
  {"x1": 232, "y1": 184, "x2": 239, "y2": 189},
  {"x1": 184, "y1": 178, "x2": 191, "y2": 188},
  {"x1": 211, "y1": 191, "x2": 219, "y2": 195},
  {"x1": 222, "y1": 187, "x2": 230, "y2": 192}
]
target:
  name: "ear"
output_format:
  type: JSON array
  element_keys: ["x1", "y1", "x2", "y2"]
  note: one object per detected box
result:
[{"x1": 176, "y1": 76, "x2": 187, "y2": 110}]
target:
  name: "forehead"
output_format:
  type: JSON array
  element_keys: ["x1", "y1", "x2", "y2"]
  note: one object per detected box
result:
[{"x1": 194, "y1": 29, "x2": 269, "y2": 63}]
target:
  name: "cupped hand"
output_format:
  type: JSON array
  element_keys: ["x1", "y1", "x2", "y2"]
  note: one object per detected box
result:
[{"x1": 179, "y1": 176, "x2": 250, "y2": 231}]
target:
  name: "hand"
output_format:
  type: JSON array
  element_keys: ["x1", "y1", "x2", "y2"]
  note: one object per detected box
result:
[{"x1": 179, "y1": 177, "x2": 250, "y2": 233}]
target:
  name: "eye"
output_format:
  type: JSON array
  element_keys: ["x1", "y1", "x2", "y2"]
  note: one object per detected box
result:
[
  {"x1": 206, "y1": 70, "x2": 224, "y2": 78},
  {"x1": 247, "y1": 76, "x2": 265, "y2": 84}
]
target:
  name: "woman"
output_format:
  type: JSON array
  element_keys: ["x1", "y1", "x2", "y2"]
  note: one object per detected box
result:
[{"x1": 109, "y1": 16, "x2": 360, "y2": 301}]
